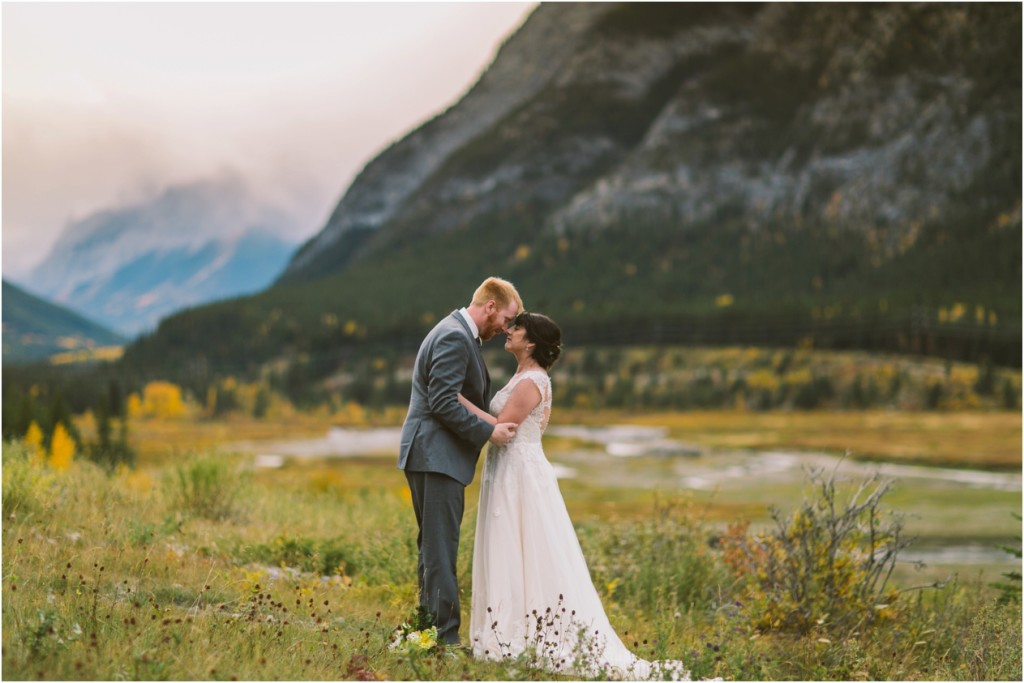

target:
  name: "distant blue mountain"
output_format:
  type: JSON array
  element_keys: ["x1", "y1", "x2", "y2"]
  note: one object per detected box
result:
[
  {"x1": 2, "y1": 279, "x2": 126, "y2": 363},
  {"x1": 26, "y1": 175, "x2": 302, "y2": 335}
]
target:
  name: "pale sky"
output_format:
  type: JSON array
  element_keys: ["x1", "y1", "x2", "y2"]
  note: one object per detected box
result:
[{"x1": 1, "y1": 1, "x2": 536, "y2": 279}]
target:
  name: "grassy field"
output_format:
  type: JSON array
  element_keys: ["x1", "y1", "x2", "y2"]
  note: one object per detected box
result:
[
  {"x1": 557, "y1": 409, "x2": 1023, "y2": 470},
  {"x1": 3, "y1": 408, "x2": 1021, "y2": 680},
  {"x1": 120, "y1": 407, "x2": 1022, "y2": 468},
  {"x1": 105, "y1": 409, "x2": 1024, "y2": 582}
]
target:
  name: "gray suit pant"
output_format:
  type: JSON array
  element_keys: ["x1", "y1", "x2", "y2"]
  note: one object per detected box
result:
[{"x1": 405, "y1": 470, "x2": 465, "y2": 645}]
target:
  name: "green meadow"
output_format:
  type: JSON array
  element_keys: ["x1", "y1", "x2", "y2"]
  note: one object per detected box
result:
[{"x1": 2, "y1": 405, "x2": 1020, "y2": 680}]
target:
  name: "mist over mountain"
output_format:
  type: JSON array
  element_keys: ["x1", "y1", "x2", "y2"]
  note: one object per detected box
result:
[
  {"x1": 123, "y1": 2, "x2": 1020, "y2": 381},
  {"x1": 25, "y1": 175, "x2": 302, "y2": 336}
]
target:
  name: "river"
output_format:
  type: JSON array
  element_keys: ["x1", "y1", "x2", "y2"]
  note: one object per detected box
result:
[{"x1": 230, "y1": 425, "x2": 1021, "y2": 569}]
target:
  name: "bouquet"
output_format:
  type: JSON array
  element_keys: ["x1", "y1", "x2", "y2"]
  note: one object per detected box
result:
[{"x1": 389, "y1": 606, "x2": 440, "y2": 655}]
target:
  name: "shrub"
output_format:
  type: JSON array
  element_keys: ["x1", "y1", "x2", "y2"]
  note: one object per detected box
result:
[
  {"x1": 720, "y1": 462, "x2": 912, "y2": 636},
  {"x1": 933, "y1": 601, "x2": 1023, "y2": 680},
  {"x1": 238, "y1": 535, "x2": 357, "y2": 576},
  {"x1": 1, "y1": 442, "x2": 58, "y2": 519},
  {"x1": 991, "y1": 512, "x2": 1022, "y2": 604},
  {"x1": 585, "y1": 497, "x2": 724, "y2": 614},
  {"x1": 169, "y1": 455, "x2": 245, "y2": 520}
]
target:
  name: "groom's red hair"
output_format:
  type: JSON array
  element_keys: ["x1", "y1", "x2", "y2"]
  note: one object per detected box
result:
[{"x1": 471, "y1": 276, "x2": 523, "y2": 313}]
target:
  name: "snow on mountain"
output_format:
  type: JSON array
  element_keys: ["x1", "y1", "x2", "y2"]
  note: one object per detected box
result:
[{"x1": 26, "y1": 174, "x2": 302, "y2": 336}]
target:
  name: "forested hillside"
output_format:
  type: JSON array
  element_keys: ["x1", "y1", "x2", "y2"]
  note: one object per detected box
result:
[{"x1": 2, "y1": 280, "x2": 125, "y2": 363}]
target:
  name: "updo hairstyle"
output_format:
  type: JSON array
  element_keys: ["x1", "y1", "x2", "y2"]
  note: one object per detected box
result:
[{"x1": 513, "y1": 312, "x2": 562, "y2": 369}]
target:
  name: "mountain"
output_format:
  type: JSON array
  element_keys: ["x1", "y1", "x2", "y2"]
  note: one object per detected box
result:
[
  {"x1": 2, "y1": 279, "x2": 126, "y2": 363},
  {"x1": 26, "y1": 175, "x2": 301, "y2": 336},
  {"x1": 122, "y1": 2, "x2": 1021, "y2": 381},
  {"x1": 279, "y1": 2, "x2": 1020, "y2": 283}
]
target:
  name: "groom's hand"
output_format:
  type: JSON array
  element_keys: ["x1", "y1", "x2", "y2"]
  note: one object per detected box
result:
[{"x1": 489, "y1": 422, "x2": 517, "y2": 446}]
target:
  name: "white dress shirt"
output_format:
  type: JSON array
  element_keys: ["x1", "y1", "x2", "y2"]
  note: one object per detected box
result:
[{"x1": 457, "y1": 307, "x2": 480, "y2": 344}]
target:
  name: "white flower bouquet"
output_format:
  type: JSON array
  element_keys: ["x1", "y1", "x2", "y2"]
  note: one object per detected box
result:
[{"x1": 389, "y1": 623, "x2": 439, "y2": 655}]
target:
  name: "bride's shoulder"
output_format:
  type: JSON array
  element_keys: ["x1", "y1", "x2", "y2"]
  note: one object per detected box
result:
[
  {"x1": 507, "y1": 369, "x2": 548, "y2": 389},
  {"x1": 519, "y1": 369, "x2": 551, "y2": 392}
]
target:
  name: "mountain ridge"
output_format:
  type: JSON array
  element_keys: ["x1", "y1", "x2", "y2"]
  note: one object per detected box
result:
[{"x1": 120, "y1": 2, "x2": 1021, "y2": 380}]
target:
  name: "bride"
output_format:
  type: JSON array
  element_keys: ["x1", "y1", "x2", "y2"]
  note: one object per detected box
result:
[{"x1": 458, "y1": 312, "x2": 690, "y2": 680}]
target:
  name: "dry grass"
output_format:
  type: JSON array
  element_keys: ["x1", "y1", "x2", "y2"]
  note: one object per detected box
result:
[{"x1": 3, "y1": 436, "x2": 1020, "y2": 681}]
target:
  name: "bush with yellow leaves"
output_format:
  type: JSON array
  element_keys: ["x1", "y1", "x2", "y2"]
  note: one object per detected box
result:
[{"x1": 720, "y1": 461, "x2": 912, "y2": 636}]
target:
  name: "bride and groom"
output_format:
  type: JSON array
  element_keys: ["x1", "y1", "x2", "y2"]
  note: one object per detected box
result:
[{"x1": 397, "y1": 277, "x2": 689, "y2": 679}]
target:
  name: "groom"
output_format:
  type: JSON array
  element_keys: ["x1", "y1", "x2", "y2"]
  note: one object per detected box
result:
[{"x1": 398, "y1": 276, "x2": 523, "y2": 646}]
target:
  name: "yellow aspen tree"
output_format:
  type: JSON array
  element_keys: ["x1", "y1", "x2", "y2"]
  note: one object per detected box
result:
[
  {"x1": 142, "y1": 381, "x2": 187, "y2": 418},
  {"x1": 49, "y1": 423, "x2": 75, "y2": 470},
  {"x1": 24, "y1": 421, "x2": 45, "y2": 464}
]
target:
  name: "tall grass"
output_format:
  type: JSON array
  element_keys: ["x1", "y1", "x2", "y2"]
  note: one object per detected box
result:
[{"x1": 2, "y1": 440, "x2": 1019, "y2": 680}]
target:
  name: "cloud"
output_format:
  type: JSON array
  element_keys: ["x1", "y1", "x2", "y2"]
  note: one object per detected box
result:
[{"x1": 2, "y1": 2, "x2": 535, "y2": 279}]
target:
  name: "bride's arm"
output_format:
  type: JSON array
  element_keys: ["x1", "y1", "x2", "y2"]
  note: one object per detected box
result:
[
  {"x1": 458, "y1": 394, "x2": 497, "y2": 425},
  {"x1": 458, "y1": 381, "x2": 541, "y2": 427}
]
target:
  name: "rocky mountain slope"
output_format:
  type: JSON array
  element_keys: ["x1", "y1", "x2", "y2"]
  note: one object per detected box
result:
[
  {"x1": 26, "y1": 175, "x2": 300, "y2": 335},
  {"x1": 280, "y1": 2, "x2": 1019, "y2": 283}
]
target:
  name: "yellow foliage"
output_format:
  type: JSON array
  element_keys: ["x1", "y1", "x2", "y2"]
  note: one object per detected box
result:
[
  {"x1": 949, "y1": 302, "x2": 966, "y2": 323},
  {"x1": 50, "y1": 345, "x2": 124, "y2": 365},
  {"x1": 236, "y1": 567, "x2": 269, "y2": 595},
  {"x1": 24, "y1": 421, "x2": 45, "y2": 463},
  {"x1": 782, "y1": 367, "x2": 810, "y2": 388},
  {"x1": 514, "y1": 244, "x2": 531, "y2": 261},
  {"x1": 307, "y1": 469, "x2": 345, "y2": 493},
  {"x1": 572, "y1": 393, "x2": 593, "y2": 409},
  {"x1": 336, "y1": 400, "x2": 367, "y2": 426},
  {"x1": 747, "y1": 369, "x2": 780, "y2": 393},
  {"x1": 127, "y1": 393, "x2": 143, "y2": 418},
  {"x1": 120, "y1": 468, "x2": 155, "y2": 495},
  {"x1": 142, "y1": 381, "x2": 187, "y2": 418},
  {"x1": 715, "y1": 293, "x2": 734, "y2": 308},
  {"x1": 49, "y1": 423, "x2": 75, "y2": 470},
  {"x1": 398, "y1": 486, "x2": 412, "y2": 504}
]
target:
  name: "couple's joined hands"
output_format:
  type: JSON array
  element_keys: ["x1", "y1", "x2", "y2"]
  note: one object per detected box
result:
[
  {"x1": 458, "y1": 392, "x2": 518, "y2": 446},
  {"x1": 489, "y1": 422, "x2": 516, "y2": 446}
]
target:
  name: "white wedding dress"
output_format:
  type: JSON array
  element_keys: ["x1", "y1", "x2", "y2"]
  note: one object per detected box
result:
[{"x1": 470, "y1": 370, "x2": 690, "y2": 680}]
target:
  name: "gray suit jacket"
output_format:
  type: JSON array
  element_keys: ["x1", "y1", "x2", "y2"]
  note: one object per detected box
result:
[{"x1": 398, "y1": 311, "x2": 494, "y2": 486}]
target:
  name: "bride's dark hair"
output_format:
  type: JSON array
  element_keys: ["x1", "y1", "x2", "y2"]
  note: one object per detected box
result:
[{"x1": 513, "y1": 312, "x2": 562, "y2": 369}]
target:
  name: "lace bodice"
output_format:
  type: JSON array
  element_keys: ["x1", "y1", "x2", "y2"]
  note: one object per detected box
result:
[{"x1": 489, "y1": 370, "x2": 551, "y2": 443}]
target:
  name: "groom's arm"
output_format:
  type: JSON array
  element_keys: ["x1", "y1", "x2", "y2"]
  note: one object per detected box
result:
[{"x1": 426, "y1": 332, "x2": 495, "y2": 449}]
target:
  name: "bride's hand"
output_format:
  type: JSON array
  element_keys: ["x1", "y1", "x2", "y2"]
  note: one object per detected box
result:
[{"x1": 489, "y1": 422, "x2": 517, "y2": 446}]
